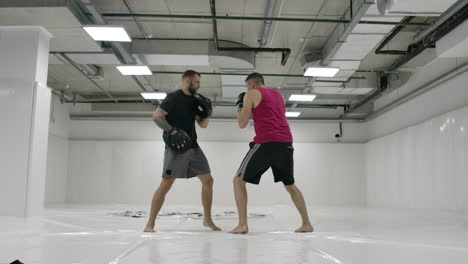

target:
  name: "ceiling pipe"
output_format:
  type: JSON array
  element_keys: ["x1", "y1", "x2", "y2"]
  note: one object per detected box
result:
[
  {"x1": 260, "y1": 0, "x2": 277, "y2": 47},
  {"x1": 374, "y1": 16, "x2": 414, "y2": 55},
  {"x1": 51, "y1": 89, "x2": 73, "y2": 102},
  {"x1": 69, "y1": 113, "x2": 365, "y2": 122},
  {"x1": 102, "y1": 13, "x2": 430, "y2": 26},
  {"x1": 122, "y1": 0, "x2": 149, "y2": 39},
  {"x1": 209, "y1": 0, "x2": 290, "y2": 65},
  {"x1": 387, "y1": 3, "x2": 468, "y2": 72},
  {"x1": 209, "y1": 0, "x2": 220, "y2": 51},
  {"x1": 58, "y1": 95, "x2": 350, "y2": 109},
  {"x1": 344, "y1": 72, "x2": 387, "y2": 115},
  {"x1": 414, "y1": 0, "x2": 468, "y2": 42},
  {"x1": 150, "y1": 70, "x2": 366, "y2": 82},
  {"x1": 345, "y1": 2, "x2": 468, "y2": 115}
]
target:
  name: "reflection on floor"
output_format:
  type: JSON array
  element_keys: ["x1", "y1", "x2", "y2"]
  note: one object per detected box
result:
[{"x1": 1, "y1": 205, "x2": 468, "y2": 264}]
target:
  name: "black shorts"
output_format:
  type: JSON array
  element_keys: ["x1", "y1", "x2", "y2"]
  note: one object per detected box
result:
[{"x1": 236, "y1": 142, "x2": 294, "y2": 185}]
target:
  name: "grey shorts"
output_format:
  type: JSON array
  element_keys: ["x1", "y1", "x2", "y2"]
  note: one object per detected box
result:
[{"x1": 162, "y1": 147, "x2": 211, "y2": 179}]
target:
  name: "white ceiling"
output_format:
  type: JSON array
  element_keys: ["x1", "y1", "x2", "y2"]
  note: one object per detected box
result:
[{"x1": 0, "y1": 0, "x2": 460, "y2": 119}]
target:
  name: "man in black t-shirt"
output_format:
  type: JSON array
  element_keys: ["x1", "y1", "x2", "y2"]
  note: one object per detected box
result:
[{"x1": 144, "y1": 70, "x2": 221, "y2": 232}]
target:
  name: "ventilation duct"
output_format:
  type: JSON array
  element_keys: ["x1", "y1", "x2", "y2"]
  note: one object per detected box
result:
[{"x1": 377, "y1": 0, "x2": 459, "y2": 16}]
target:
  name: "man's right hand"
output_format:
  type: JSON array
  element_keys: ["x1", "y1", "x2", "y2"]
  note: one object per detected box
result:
[
  {"x1": 163, "y1": 127, "x2": 192, "y2": 153},
  {"x1": 236, "y1": 92, "x2": 246, "y2": 112}
]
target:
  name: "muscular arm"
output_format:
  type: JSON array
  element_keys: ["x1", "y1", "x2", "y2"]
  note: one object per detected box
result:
[
  {"x1": 196, "y1": 115, "x2": 209, "y2": 128},
  {"x1": 152, "y1": 107, "x2": 172, "y2": 132}
]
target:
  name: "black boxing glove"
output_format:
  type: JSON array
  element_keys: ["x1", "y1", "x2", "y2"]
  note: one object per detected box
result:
[
  {"x1": 193, "y1": 93, "x2": 213, "y2": 120},
  {"x1": 236, "y1": 92, "x2": 246, "y2": 112}
]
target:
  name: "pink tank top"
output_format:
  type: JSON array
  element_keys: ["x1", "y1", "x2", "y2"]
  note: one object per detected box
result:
[{"x1": 252, "y1": 86, "x2": 293, "y2": 143}]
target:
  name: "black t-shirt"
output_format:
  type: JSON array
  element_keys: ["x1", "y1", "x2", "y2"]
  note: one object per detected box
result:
[{"x1": 159, "y1": 90, "x2": 199, "y2": 148}]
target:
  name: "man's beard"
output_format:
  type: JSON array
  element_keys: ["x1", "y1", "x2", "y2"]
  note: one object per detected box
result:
[{"x1": 188, "y1": 82, "x2": 197, "y2": 94}]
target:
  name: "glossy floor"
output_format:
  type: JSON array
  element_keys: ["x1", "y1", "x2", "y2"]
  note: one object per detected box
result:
[{"x1": 1, "y1": 205, "x2": 468, "y2": 264}]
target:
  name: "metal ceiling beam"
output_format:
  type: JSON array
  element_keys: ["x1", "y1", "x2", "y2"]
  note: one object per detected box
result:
[
  {"x1": 151, "y1": 70, "x2": 301, "y2": 78},
  {"x1": 101, "y1": 13, "x2": 430, "y2": 26},
  {"x1": 150, "y1": 70, "x2": 366, "y2": 80},
  {"x1": 69, "y1": 113, "x2": 365, "y2": 122},
  {"x1": 60, "y1": 99, "x2": 348, "y2": 108},
  {"x1": 58, "y1": 95, "x2": 350, "y2": 110}
]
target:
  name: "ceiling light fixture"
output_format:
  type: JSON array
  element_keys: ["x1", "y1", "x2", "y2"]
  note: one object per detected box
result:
[
  {"x1": 304, "y1": 67, "x2": 340, "y2": 77},
  {"x1": 116, "y1": 65, "x2": 152, "y2": 75},
  {"x1": 83, "y1": 25, "x2": 131, "y2": 42},
  {"x1": 285, "y1": 112, "x2": 301, "y2": 117},
  {"x1": 141, "y1": 92, "x2": 167, "y2": 100},
  {"x1": 289, "y1": 94, "x2": 317, "y2": 102}
]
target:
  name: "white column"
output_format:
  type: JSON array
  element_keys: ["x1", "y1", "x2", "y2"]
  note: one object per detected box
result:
[{"x1": 0, "y1": 26, "x2": 53, "y2": 216}]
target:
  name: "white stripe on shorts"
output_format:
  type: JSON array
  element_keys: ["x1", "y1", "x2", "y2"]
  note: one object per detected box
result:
[{"x1": 237, "y1": 143, "x2": 261, "y2": 179}]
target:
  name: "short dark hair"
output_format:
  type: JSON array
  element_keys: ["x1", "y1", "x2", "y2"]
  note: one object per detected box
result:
[
  {"x1": 245, "y1": 72, "x2": 264, "y2": 85},
  {"x1": 182, "y1": 70, "x2": 201, "y2": 80}
]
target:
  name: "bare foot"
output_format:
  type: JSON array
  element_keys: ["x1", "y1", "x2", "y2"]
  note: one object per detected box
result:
[
  {"x1": 203, "y1": 220, "x2": 222, "y2": 231},
  {"x1": 229, "y1": 225, "x2": 248, "y2": 234},
  {"x1": 143, "y1": 225, "x2": 156, "y2": 232},
  {"x1": 295, "y1": 224, "x2": 314, "y2": 233}
]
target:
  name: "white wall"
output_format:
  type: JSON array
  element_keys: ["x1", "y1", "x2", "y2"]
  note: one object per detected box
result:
[
  {"x1": 45, "y1": 135, "x2": 69, "y2": 204},
  {"x1": 366, "y1": 104, "x2": 468, "y2": 211},
  {"x1": 365, "y1": 60, "x2": 468, "y2": 211},
  {"x1": 69, "y1": 119, "x2": 368, "y2": 143},
  {"x1": 49, "y1": 95, "x2": 71, "y2": 138},
  {"x1": 63, "y1": 119, "x2": 367, "y2": 206},
  {"x1": 44, "y1": 98, "x2": 367, "y2": 207},
  {"x1": 67, "y1": 140, "x2": 365, "y2": 206},
  {"x1": 45, "y1": 95, "x2": 71, "y2": 204}
]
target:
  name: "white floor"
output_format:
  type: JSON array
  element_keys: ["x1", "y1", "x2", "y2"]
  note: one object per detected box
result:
[{"x1": 1, "y1": 205, "x2": 468, "y2": 264}]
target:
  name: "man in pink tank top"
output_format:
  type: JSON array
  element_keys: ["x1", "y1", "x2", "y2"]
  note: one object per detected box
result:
[{"x1": 229, "y1": 72, "x2": 313, "y2": 234}]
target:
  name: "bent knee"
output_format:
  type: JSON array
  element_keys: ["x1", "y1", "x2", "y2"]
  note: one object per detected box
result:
[
  {"x1": 203, "y1": 176, "x2": 214, "y2": 185},
  {"x1": 161, "y1": 178, "x2": 176, "y2": 187},
  {"x1": 284, "y1": 184, "x2": 298, "y2": 193},
  {"x1": 233, "y1": 175, "x2": 244, "y2": 184}
]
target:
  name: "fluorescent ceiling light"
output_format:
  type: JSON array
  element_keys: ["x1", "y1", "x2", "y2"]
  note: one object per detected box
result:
[
  {"x1": 141, "y1": 92, "x2": 167, "y2": 100},
  {"x1": 289, "y1": 94, "x2": 316, "y2": 102},
  {"x1": 304, "y1": 67, "x2": 340, "y2": 77},
  {"x1": 116, "y1": 65, "x2": 152, "y2": 75},
  {"x1": 83, "y1": 25, "x2": 131, "y2": 42},
  {"x1": 285, "y1": 112, "x2": 301, "y2": 117}
]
